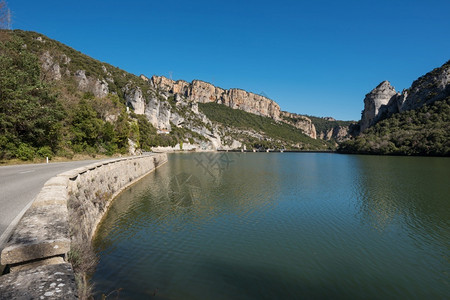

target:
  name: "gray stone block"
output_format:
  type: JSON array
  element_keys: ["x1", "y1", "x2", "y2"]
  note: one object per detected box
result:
[
  {"x1": 32, "y1": 186, "x2": 68, "y2": 207},
  {"x1": 44, "y1": 176, "x2": 68, "y2": 187},
  {"x1": 0, "y1": 263, "x2": 77, "y2": 299},
  {"x1": 10, "y1": 256, "x2": 65, "y2": 273},
  {"x1": 1, "y1": 205, "x2": 70, "y2": 265}
]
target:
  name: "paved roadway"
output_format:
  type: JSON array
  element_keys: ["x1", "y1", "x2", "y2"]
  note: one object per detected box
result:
[{"x1": 0, "y1": 159, "x2": 108, "y2": 251}]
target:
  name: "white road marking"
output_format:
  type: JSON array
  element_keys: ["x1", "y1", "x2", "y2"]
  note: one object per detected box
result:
[{"x1": 19, "y1": 170, "x2": 35, "y2": 174}]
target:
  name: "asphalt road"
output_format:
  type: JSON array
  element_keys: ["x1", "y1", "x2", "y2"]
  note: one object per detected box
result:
[{"x1": 0, "y1": 159, "x2": 108, "y2": 251}]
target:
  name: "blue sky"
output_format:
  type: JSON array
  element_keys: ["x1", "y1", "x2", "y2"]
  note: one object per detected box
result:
[{"x1": 9, "y1": 0, "x2": 450, "y2": 120}]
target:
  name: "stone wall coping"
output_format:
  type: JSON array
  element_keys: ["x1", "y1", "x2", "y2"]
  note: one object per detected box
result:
[{"x1": 0, "y1": 153, "x2": 167, "y2": 298}]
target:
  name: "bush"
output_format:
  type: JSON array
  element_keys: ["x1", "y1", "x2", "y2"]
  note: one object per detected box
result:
[
  {"x1": 37, "y1": 146, "x2": 53, "y2": 159},
  {"x1": 17, "y1": 143, "x2": 35, "y2": 160}
]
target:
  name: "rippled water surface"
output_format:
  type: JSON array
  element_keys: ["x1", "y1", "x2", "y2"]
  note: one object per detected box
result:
[{"x1": 92, "y1": 153, "x2": 450, "y2": 299}]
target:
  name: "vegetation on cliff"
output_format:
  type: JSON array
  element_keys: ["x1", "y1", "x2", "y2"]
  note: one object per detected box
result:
[
  {"x1": 0, "y1": 31, "x2": 205, "y2": 161},
  {"x1": 199, "y1": 102, "x2": 332, "y2": 150},
  {"x1": 0, "y1": 34, "x2": 65, "y2": 160},
  {"x1": 306, "y1": 116, "x2": 356, "y2": 139},
  {"x1": 0, "y1": 32, "x2": 139, "y2": 160},
  {"x1": 338, "y1": 97, "x2": 450, "y2": 156},
  {"x1": 0, "y1": 30, "x2": 337, "y2": 160}
]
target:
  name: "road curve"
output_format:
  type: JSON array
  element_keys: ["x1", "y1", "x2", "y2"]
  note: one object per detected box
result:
[{"x1": 0, "y1": 159, "x2": 109, "y2": 251}]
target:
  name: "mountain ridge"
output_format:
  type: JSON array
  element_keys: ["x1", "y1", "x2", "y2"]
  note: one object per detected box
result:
[
  {"x1": 0, "y1": 29, "x2": 338, "y2": 161},
  {"x1": 359, "y1": 60, "x2": 450, "y2": 132},
  {"x1": 339, "y1": 59, "x2": 450, "y2": 156}
]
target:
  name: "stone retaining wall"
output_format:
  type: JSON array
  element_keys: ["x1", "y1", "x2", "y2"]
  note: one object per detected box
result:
[{"x1": 0, "y1": 153, "x2": 167, "y2": 299}]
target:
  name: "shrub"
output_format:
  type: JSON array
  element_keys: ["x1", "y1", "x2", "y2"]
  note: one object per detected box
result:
[
  {"x1": 37, "y1": 146, "x2": 53, "y2": 159},
  {"x1": 17, "y1": 143, "x2": 35, "y2": 160}
]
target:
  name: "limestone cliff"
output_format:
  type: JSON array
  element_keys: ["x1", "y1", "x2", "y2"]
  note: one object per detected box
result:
[
  {"x1": 359, "y1": 60, "x2": 450, "y2": 132},
  {"x1": 73, "y1": 70, "x2": 109, "y2": 98},
  {"x1": 24, "y1": 30, "x2": 328, "y2": 151},
  {"x1": 360, "y1": 81, "x2": 399, "y2": 132},
  {"x1": 401, "y1": 61, "x2": 450, "y2": 111},
  {"x1": 318, "y1": 126, "x2": 353, "y2": 142},
  {"x1": 39, "y1": 50, "x2": 109, "y2": 98},
  {"x1": 280, "y1": 111, "x2": 316, "y2": 139},
  {"x1": 124, "y1": 85, "x2": 145, "y2": 115},
  {"x1": 151, "y1": 76, "x2": 281, "y2": 120}
]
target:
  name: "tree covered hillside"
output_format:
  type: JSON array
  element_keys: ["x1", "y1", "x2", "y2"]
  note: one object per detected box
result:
[
  {"x1": 199, "y1": 103, "x2": 332, "y2": 150},
  {"x1": 0, "y1": 30, "x2": 195, "y2": 161},
  {"x1": 338, "y1": 97, "x2": 450, "y2": 156}
]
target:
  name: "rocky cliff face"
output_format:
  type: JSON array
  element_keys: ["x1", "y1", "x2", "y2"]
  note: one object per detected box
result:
[
  {"x1": 151, "y1": 76, "x2": 281, "y2": 120},
  {"x1": 39, "y1": 51, "x2": 109, "y2": 98},
  {"x1": 318, "y1": 126, "x2": 353, "y2": 142},
  {"x1": 74, "y1": 70, "x2": 109, "y2": 98},
  {"x1": 33, "y1": 33, "x2": 325, "y2": 151},
  {"x1": 401, "y1": 61, "x2": 450, "y2": 111},
  {"x1": 360, "y1": 81, "x2": 399, "y2": 132},
  {"x1": 124, "y1": 85, "x2": 146, "y2": 115},
  {"x1": 280, "y1": 111, "x2": 316, "y2": 139},
  {"x1": 360, "y1": 61, "x2": 450, "y2": 132},
  {"x1": 10, "y1": 29, "x2": 332, "y2": 155},
  {"x1": 40, "y1": 51, "x2": 61, "y2": 81}
]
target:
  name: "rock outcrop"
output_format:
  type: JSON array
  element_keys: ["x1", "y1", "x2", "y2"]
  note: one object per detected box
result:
[
  {"x1": 40, "y1": 51, "x2": 61, "y2": 81},
  {"x1": 280, "y1": 111, "x2": 317, "y2": 139},
  {"x1": 360, "y1": 81, "x2": 399, "y2": 132},
  {"x1": 124, "y1": 86, "x2": 145, "y2": 115},
  {"x1": 151, "y1": 76, "x2": 281, "y2": 120},
  {"x1": 74, "y1": 70, "x2": 109, "y2": 98},
  {"x1": 401, "y1": 61, "x2": 450, "y2": 111},
  {"x1": 359, "y1": 60, "x2": 450, "y2": 132},
  {"x1": 144, "y1": 95, "x2": 172, "y2": 131},
  {"x1": 318, "y1": 126, "x2": 353, "y2": 142},
  {"x1": 22, "y1": 29, "x2": 334, "y2": 152}
]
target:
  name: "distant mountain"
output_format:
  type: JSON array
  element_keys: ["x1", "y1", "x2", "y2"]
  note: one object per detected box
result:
[
  {"x1": 339, "y1": 60, "x2": 450, "y2": 156},
  {"x1": 0, "y1": 30, "x2": 335, "y2": 161}
]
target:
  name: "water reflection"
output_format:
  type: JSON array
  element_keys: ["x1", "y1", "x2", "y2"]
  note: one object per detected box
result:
[
  {"x1": 168, "y1": 172, "x2": 202, "y2": 207},
  {"x1": 95, "y1": 153, "x2": 280, "y2": 253},
  {"x1": 93, "y1": 153, "x2": 450, "y2": 299},
  {"x1": 353, "y1": 156, "x2": 450, "y2": 237},
  {"x1": 352, "y1": 155, "x2": 450, "y2": 292}
]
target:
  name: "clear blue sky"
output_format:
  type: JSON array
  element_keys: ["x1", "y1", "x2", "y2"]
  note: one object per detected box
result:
[{"x1": 9, "y1": 0, "x2": 450, "y2": 120}]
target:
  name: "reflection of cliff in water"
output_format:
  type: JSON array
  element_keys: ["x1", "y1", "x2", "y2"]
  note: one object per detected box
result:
[
  {"x1": 352, "y1": 155, "x2": 450, "y2": 244},
  {"x1": 94, "y1": 153, "x2": 280, "y2": 252}
]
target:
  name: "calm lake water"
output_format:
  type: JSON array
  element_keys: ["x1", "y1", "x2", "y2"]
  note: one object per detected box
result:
[{"x1": 92, "y1": 153, "x2": 450, "y2": 299}]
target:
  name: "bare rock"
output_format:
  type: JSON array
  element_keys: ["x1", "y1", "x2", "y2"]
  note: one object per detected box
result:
[
  {"x1": 40, "y1": 51, "x2": 61, "y2": 81},
  {"x1": 61, "y1": 54, "x2": 71, "y2": 65},
  {"x1": 170, "y1": 111, "x2": 185, "y2": 127},
  {"x1": 145, "y1": 96, "x2": 172, "y2": 131},
  {"x1": 360, "y1": 81, "x2": 399, "y2": 132},
  {"x1": 401, "y1": 62, "x2": 450, "y2": 111},
  {"x1": 92, "y1": 79, "x2": 109, "y2": 98},
  {"x1": 74, "y1": 70, "x2": 108, "y2": 98},
  {"x1": 280, "y1": 111, "x2": 317, "y2": 139},
  {"x1": 140, "y1": 74, "x2": 150, "y2": 82},
  {"x1": 74, "y1": 70, "x2": 89, "y2": 90},
  {"x1": 124, "y1": 86, "x2": 145, "y2": 114},
  {"x1": 151, "y1": 76, "x2": 281, "y2": 120}
]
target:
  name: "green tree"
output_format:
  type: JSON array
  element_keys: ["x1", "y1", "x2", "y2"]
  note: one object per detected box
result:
[
  {"x1": 115, "y1": 109, "x2": 130, "y2": 153},
  {"x1": 0, "y1": 35, "x2": 64, "y2": 159},
  {"x1": 71, "y1": 98, "x2": 103, "y2": 151}
]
